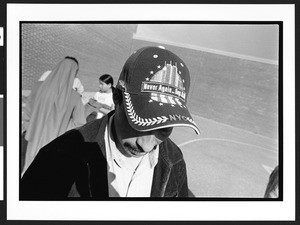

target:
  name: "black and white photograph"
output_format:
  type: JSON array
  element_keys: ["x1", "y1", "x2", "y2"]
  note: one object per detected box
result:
[
  {"x1": 5, "y1": 3, "x2": 295, "y2": 222},
  {"x1": 19, "y1": 23, "x2": 280, "y2": 200}
]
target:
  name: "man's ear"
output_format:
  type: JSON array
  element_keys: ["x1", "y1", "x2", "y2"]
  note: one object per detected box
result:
[{"x1": 113, "y1": 88, "x2": 122, "y2": 105}]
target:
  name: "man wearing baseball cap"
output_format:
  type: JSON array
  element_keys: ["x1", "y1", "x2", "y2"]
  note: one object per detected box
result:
[{"x1": 21, "y1": 46, "x2": 199, "y2": 199}]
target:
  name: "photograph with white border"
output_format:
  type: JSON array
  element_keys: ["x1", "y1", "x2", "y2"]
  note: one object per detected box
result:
[{"x1": 7, "y1": 4, "x2": 295, "y2": 221}]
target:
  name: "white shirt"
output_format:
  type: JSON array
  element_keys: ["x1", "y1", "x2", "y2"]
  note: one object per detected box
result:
[
  {"x1": 72, "y1": 77, "x2": 84, "y2": 95},
  {"x1": 104, "y1": 116, "x2": 159, "y2": 197},
  {"x1": 94, "y1": 91, "x2": 114, "y2": 119}
]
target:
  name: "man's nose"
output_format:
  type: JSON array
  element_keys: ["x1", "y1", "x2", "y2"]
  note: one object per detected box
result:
[{"x1": 137, "y1": 135, "x2": 160, "y2": 153}]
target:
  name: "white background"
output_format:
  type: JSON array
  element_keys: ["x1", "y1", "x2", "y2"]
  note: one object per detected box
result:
[{"x1": 6, "y1": 4, "x2": 295, "y2": 221}]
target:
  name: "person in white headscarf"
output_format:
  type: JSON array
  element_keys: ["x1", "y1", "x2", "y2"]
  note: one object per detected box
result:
[
  {"x1": 22, "y1": 70, "x2": 52, "y2": 133},
  {"x1": 21, "y1": 70, "x2": 52, "y2": 171},
  {"x1": 22, "y1": 57, "x2": 86, "y2": 175}
]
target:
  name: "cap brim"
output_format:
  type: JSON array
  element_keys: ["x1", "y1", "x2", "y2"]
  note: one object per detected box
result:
[{"x1": 122, "y1": 91, "x2": 200, "y2": 135}]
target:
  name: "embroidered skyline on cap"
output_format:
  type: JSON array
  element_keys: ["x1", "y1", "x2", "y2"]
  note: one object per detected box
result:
[{"x1": 141, "y1": 60, "x2": 187, "y2": 108}]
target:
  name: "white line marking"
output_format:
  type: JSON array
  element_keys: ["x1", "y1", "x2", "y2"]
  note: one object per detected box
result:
[
  {"x1": 191, "y1": 113, "x2": 278, "y2": 141},
  {"x1": 178, "y1": 138, "x2": 277, "y2": 153},
  {"x1": 133, "y1": 34, "x2": 278, "y2": 65}
]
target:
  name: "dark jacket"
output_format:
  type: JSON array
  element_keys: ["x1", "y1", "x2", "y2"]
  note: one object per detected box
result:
[{"x1": 20, "y1": 112, "x2": 188, "y2": 200}]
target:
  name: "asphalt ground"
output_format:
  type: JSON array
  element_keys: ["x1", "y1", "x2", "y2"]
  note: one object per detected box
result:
[{"x1": 170, "y1": 114, "x2": 278, "y2": 198}]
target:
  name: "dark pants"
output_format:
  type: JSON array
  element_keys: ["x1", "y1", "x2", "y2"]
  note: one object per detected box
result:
[{"x1": 86, "y1": 111, "x2": 97, "y2": 123}]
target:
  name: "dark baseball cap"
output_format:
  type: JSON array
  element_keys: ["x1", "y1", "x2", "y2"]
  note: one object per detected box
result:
[{"x1": 116, "y1": 46, "x2": 200, "y2": 134}]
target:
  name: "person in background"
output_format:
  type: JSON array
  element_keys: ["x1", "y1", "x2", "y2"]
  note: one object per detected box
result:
[
  {"x1": 21, "y1": 70, "x2": 52, "y2": 172},
  {"x1": 264, "y1": 165, "x2": 279, "y2": 198},
  {"x1": 22, "y1": 56, "x2": 86, "y2": 175},
  {"x1": 22, "y1": 70, "x2": 52, "y2": 134},
  {"x1": 85, "y1": 74, "x2": 115, "y2": 122},
  {"x1": 65, "y1": 75, "x2": 86, "y2": 132},
  {"x1": 73, "y1": 77, "x2": 84, "y2": 97},
  {"x1": 20, "y1": 46, "x2": 200, "y2": 199}
]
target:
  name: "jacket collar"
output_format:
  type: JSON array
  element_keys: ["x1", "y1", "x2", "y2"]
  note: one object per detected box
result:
[{"x1": 150, "y1": 148, "x2": 172, "y2": 197}]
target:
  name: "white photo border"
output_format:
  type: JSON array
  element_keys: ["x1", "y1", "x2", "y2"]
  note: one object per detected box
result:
[{"x1": 7, "y1": 4, "x2": 295, "y2": 221}]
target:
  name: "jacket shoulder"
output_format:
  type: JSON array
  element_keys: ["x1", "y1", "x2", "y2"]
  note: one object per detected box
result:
[
  {"x1": 77, "y1": 118, "x2": 105, "y2": 142},
  {"x1": 42, "y1": 118, "x2": 105, "y2": 162},
  {"x1": 77, "y1": 111, "x2": 112, "y2": 143},
  {"x1": 160, "y1": 138, "x2": 184, "y2": 165}
]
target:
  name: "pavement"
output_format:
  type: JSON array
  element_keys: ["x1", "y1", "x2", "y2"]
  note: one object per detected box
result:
[{"x1": 170, "y1": 114, "x2": 278, "y2": 198}]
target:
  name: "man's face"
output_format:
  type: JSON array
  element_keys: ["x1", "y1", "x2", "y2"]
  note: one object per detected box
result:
[{"x1": 113, "y1": 101, "x2": 173, "y2": 158}]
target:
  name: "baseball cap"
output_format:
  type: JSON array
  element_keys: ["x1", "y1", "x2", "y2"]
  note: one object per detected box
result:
[{"x1": 116, "y1": 46, "x2": 200, "y2": 134}]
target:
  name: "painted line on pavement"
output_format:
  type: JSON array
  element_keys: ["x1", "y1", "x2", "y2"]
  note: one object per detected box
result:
[{"x1": 178, "y1": 138, "x2": 277, "y2": 154}]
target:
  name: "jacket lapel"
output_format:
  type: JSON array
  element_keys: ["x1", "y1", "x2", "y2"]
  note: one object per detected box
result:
[
  {"x1": 78, "y1": 113, "x2": 111, "y2": 199},
  {"x1": 150, "y1": 148, "x2": 171, "y2": 197}
]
